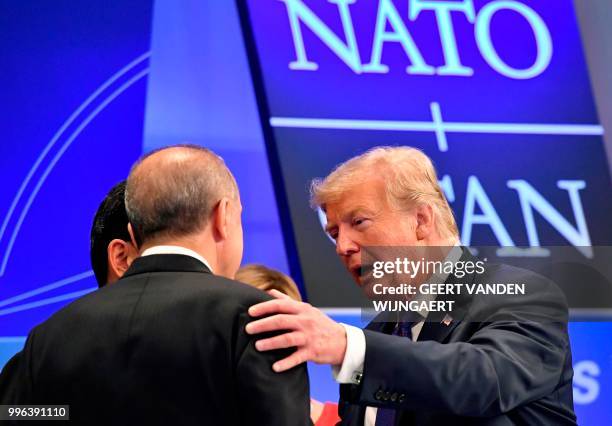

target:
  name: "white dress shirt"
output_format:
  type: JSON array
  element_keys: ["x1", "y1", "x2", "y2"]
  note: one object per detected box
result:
[
  {"x1": 141, "y1": 245, "x2": 214, "y2": 273},
  {"x1": 333, "y1": 245, "x2": 463, "y2": 426}
]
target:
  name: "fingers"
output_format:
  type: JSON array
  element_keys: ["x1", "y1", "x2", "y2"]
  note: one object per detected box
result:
[
  {"x1": 255, "y1": 331, "x2": 306, "y2": 351},
  {"x1": 245, "y1": 314, "x2": 299, "y2": 335},
  {"x1": 248, "y1": 297, "x2": 302, "y2": 318},
  {"x1": 268, "y1": 289, "x2": 291, "y2": 300},
  {"x1": 272, "y1": 349, "x2": 309, "y2": 372}
]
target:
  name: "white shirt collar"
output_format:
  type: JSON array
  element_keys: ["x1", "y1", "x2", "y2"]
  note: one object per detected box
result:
[{"x1": 140, "y1": 245, "x2": 214, "y2": 273}]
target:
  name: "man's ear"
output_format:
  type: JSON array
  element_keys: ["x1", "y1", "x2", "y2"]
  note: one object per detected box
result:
[
  {"x1": 107, "y1": 239, "x2": 132, "y2": 284},
  {"x1": 212, "y1": 198, "x2": 230, "y2": 241},
  {"x1": 415, "y1": 204, "x2": 434, "y2": 241}
]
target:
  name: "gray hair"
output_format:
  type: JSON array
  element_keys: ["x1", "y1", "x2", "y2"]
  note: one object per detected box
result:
[{"x1": 125, "y1": 144, "x2": 238, "y2": 246}]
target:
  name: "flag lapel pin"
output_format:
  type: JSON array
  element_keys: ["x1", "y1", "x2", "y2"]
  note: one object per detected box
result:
[{"x1": 442, "y1": 314, "x2": 453, "y2": 326}]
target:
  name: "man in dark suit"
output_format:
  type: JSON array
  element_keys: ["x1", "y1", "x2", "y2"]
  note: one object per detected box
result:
[
  {"x1": 246, "y1": 146, "x2": 576, "y2": 425},
  {"x1": 335, "y1": 245, "x2": 575, "y2": 425},
  {"x1": 0, "y1": 145, "x2": 311, "y2": 425}
]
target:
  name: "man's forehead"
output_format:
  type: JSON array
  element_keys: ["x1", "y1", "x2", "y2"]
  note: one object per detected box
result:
[
  {"x1": 330, "y1": 203, "x2": 376, "y2": 217},
  {"x1": 326, "y1": 178, "x2": 385, "y2": 210},
  {"x1": 324, "y1": 199, "x2": 384, "y2": 227}
]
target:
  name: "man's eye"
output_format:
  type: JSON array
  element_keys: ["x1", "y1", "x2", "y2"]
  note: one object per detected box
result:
[
  {"x1": 328, "y1": 230, "x2": 339, "y2": 240},
  {"x1": 353, "y1": 218, "x2": 369, "y2": 227}
]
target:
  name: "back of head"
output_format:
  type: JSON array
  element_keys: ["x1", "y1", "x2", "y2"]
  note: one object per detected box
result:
[
  {"x1": 310, "y1": 146, "x2": 459, "y2": 241},
  {"x1": 235, "y1": 264, "x2": 302, "y2": 302},
  {"x1": 125, "y1": 144, "x2": 238, "y2": 246},
  {"x1": 90, "y1": 180, "x2": 130, "y2": 286}
]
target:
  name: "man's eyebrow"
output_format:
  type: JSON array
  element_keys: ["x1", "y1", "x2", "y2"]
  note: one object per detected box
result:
[{"x1": 346, "y1": 206, "x2": 377, "y2": 218}]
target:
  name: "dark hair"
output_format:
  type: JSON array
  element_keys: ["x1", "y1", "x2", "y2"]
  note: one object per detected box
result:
[{"x1": 90, "y1": 180, "x2": 130, "y2": 287}]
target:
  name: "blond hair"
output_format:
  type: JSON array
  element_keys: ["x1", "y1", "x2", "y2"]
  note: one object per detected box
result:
[
  {"x1": 235, "y1": 264, "x2": 302, "y2": 301},
  {"x1": 310, "y1": 146, "x2": 458, "y2": 240}
]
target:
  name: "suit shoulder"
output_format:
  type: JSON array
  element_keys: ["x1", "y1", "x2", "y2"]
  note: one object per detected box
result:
[
  {"x1": 480, "y1": 262, "x2": 566, "y2": 297},
  {"x1": 26, "y1": 273, "x2": 274, "y2": 344},
  {"x1": 127, "y1": 271, "x2": 275, "y2": 314},
  {"x1": 199, "y1": 274, "x2": 274, "y2": 304},
  {"x1": 467, "y1": 262, "x2": 569, "y2": 321},
  {"x1": 30, "y1": 272, "x2": 274, "y2": 325}
]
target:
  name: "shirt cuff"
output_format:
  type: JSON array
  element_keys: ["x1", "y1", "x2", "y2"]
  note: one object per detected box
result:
[{"x1": 332, "y1": 323, "x2": 366, "y2": 384}]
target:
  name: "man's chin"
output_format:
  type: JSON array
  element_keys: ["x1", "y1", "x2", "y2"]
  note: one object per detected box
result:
[
  {"x1": 351, "y1": 274, "x2": 364, "y2": 287},
  {"x1": 347, "y1": 269, "x2": 377, "y2": 298},
  {"x1": 357, "y1": 279, "x2": 378, "y2": 299}
]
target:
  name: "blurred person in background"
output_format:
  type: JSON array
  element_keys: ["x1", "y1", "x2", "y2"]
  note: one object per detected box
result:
[{"x1": 236, "y1": 263, "x2": 302, "y2": 301}]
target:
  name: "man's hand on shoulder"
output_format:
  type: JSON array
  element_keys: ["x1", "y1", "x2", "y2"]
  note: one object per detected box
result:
[{"x1": 246, "y1": 290, "x2": 347, "y2": 372}]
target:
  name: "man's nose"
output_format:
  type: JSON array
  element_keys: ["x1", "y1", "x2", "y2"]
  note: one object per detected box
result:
[{"x1": 336, "y1": 231, "x2": 359, "y2": 256}]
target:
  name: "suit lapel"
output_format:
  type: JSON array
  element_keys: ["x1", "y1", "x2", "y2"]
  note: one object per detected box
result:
[
  {"x1": 365, "y1": 311, "x2": 397, "y2": 334},
  {"x1": 416, "y1": 312, "x2": 462, "y2": 343},
  {"x1": 417, "y1": 247, "x2": 476, "y2": 343}
]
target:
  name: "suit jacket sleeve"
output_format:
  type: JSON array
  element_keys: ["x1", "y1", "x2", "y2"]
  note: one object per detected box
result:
[
  {"x1": 235, "y1": 311, "x2": 311, "y2": 425},
  {"x1": 342, "y1": 277, "x2": 571, "y2": 417}
]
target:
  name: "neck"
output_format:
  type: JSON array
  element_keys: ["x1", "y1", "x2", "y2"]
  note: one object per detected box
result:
[{"x1": 140, "y1": 235, "x2": 219, "y2": 272}]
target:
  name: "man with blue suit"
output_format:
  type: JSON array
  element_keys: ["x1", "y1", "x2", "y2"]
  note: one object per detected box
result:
[{"x1": 247, "y1": 146, "x2": 576, "y2": 425}]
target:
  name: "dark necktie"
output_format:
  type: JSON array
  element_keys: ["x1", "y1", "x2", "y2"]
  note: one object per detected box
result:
[{"x1": 375, "y1": 321, "x2": 414, "y2": 426}]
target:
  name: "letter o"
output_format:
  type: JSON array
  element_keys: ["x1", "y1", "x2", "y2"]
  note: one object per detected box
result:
[{"x1": 475, "y1": 1, "x2": 552, "y2": 79}]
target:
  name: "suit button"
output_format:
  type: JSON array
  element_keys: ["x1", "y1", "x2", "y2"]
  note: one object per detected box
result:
[
  {"x1": 390, "y1": 392, "x2": 398, "y2": 402},
  {"x1": 398, "y1": 394, "x2": 406, "y2": 403},
  {"x1": 383, "y1": 391, "x2": 391, "y2": 401},
  {"x1": 375, "y1": 389, "x2": 384, "y2": 400}
]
